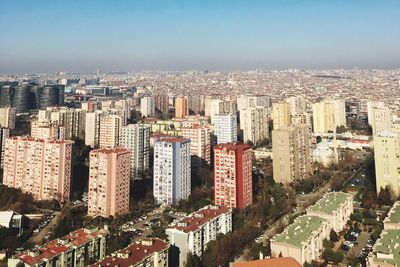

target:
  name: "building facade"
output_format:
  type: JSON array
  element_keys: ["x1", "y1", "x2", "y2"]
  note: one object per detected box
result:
[
  {"x1": 214, "y1": 143, "x2": 253, "y2": 209},
  {"x1": 312, "y1": 99, "x2": 346, "y2": 133},
  {"x1": 119, "y1": 124, "x2": 150, "y2": 178},
  {"x1": 166, "y1": 205, "x2": 232, "y2": 267},
  {"x1": 181, "y1": 124, "x2": 211, "y2": 171},
  {"x1": 153, "y1": 137, "x2": 191, "y2": 205},
  {"x1": 88, "y1": 147, "x2": 131, "y2": 218},
  {"x1": 99, "y1": 115, "x2": 122, "y2": 148},
  {"x1": 175, "y1": 96, "x2": 189, "y2": 118},
  {"x1": 0, "y1": 107, "x2": 16, "y2": 129},
  {"x1": 3, "y1": 137, "x2": 73, "y2": 203},
  {"x1": 239, "y1": 106, "x2": 269, "y2": 144},
  {"x1": 272, "y1": 124, "x2": 312, "y2": 184},
  {"x1": 272, "y1": 102, "x2": 290, "y2": 130},
  {"x1": 214, "y1": 113, "x2": 237, "y2": 144}
]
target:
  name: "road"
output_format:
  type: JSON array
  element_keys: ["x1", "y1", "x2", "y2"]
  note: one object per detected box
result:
[{"x1": 341, "y1": 232, "x2": 370, "y2": 266}]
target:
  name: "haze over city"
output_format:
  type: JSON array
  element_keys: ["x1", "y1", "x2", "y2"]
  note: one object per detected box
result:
[
  {"x1": 1, "y1": 0, "x2": 400, "y2": 73},
  {"x1": 0, "y1": 1, "x2": 400, "y2": 267}
]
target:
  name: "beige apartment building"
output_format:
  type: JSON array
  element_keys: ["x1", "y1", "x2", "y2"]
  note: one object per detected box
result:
[
  {"x1": 312, "y1": 99, "x2": 346, "y2": 133},
  {"x1": 374, "y1": 128, "x2": 400, "y2": 196},
  {"x1": 31, "y1": 120, "x2": 66, "y2": 139},
  {"x1": 0, "y1": 107, "x2": 16, "y2": 129},
  {"x1": 3, "y1": 137, "x2": 73, "y2": 203},
  {"x1": 181, "y1": 124, "x2": 211, "y2": 171},
  {"x1": 368, "y1": 101, "x2": 393, "y2": 135},
  {"x1": 88, "y1": 147, "x2": 131, "y2": 218},
  {"x1": 272, "y1": 124, "x2": 312, "y2": 184},
  {"x1": 175, "y1": 96, "x2": 189, "y2": 118},
  {"x1": 272, "y1": 102, "x2": 290, "y2": 130},
  {"x1": 99, "y1": 114, "x2": 122, "y2": 148}
]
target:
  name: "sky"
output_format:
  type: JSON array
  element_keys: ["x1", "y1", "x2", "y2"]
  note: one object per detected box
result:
[{"x1": 0, "y1": 0, "x2": 399, "y2": 73}]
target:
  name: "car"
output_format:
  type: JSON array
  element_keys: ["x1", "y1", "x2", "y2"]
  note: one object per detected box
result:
[{"x1": 33, "y1": 229, "x2": 40, "y2": 233}]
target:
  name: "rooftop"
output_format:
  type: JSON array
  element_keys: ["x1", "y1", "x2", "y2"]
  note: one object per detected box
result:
[
  {"x1": 91, "y1": 147, "x2": 131, "y2": 155},
  {"x1": 385, "y1": 201, "x2": 400, "y2": 225},
  {"x1": 214, "y1": 142, "x2": 251, "y2": 151},
  {"x1": 308, "y1": 191, "x2": 351, "y2": 214},
  {"x1": 233, "y1": 257, "x2": 302, "y2": 267},
  {"x1": 273, "y1": 215, "x2": 328, "y2": 247},
  {"x1": 91, "y1": 238, "x2": 169, "y2": 267},
  {"x1": 7, "y1": 136, "x2": 73, "y2": 144},
  {"x1": 168, "y1": 205, "x2": 231, "y2": 233},
  {"x1": 372, "y1": 229, "x2": 400, "y2": 266},
  {"x1": 156, "y1": 137, "x2": 190, "y2": 143},
  {"x1": 13, "y1": 226, "x2": 108, "y2": 266}
]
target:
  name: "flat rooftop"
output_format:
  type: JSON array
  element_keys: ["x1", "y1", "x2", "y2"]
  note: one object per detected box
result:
[
  {"x1": 308, "y1": 192, "x2": 351, "y2": 214},
  {"x1": 273, "y1": 215, "x2": 328, "y2": 247},
  {"x1": 385, "y1": 201, "x2": 400, "y2": 225},
  {"x1": 233, "y1": 257, "x2": 302, "y2": 267},
  {"x1": 168, "y1": 205, "x2": 231, "y2": 233},
  {"x1": 91, "y1": 238, "x2": 169, "y2": 267},
  {"x1": 372, "y1": 229, "x2": 400, "y2": 266}
]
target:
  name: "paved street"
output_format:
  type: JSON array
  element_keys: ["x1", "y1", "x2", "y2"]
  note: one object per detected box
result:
[{"x1": 341, "y1": 232, "x2": 370, "y2": 266}]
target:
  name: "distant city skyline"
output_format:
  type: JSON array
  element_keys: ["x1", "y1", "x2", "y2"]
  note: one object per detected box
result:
[{"x1": 0, "y1": 0, "x2": 399, "y2": 73}]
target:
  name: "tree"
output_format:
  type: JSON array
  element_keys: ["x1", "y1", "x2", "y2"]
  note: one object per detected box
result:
[
  {"x1": 350, "y1": 212, "x2": 363, "y2": 223},
  {"x1": 378, "y1": 186, "x2": 395, "y2": 206},
  {"x1": 185, "y1": 253, "x2": 202, "y2": 267},
  {"x1": 329, "y1": 229, "x2": 339, "y2": 242}
]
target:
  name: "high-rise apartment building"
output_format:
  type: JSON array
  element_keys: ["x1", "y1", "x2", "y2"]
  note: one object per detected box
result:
[
  {"x1": 272, "y1": 102, "x2": 290, "y2": 130},
  {"x1": 286, "y1": 96, "x2": 307, "y2": 115},
  {"x1": 88, "y1": 147, "x2": 131, "y2": 218},
  {"x1": 85, "y1": 110, "x2": 103, "y2": 147},
  {"x1": 140, "y1": 96, "x2": 155, "y2": 117},
  {"x1": 3, "y1": 137, "x2": 73, "y2": 203},
  {"x1": 312, "y1": 99, "x2": 346, "y2": 133},
  {"x1": 374, "y1": 129, "x2": 400, "y2": 196},
  {"x1": 31, "y1": 121, "x2": 66, "y2": 139},
  {"x1": 272, "y1": 124, "x2": 312, "y2": 184},
  {"x1": 154, "y1": 94, "x2": 169, "y2": 115},
  {"x1": 188, "y1": 95, "x2": 203, "y2": 114},
  {"x1": 120, "y1": 124, "x2": 150, "y2": 178},
  {"x1": 214, "y1": 143, "x2": 253, "y2": 209},
  {"x1": 0, "y1": 128, "x2": 10, "y2": 168},
  {"x1": 239, "y1": 106, "x2": 269, "y2": 144},
  {"x1": 368, "y1": 102, "x2": 393, "y2": 135},
  {"x1": 99, "y1": 115, "x2": 122, "y2": 148},
  {"x1": 153, "y1": 137, "x2": 191, "y2": 205},
  {"x1": 214, "y1": 113, "x2": 237, "y2": 144},
  {"x1": 181, "y1": 124, "x2": 211, "y2": 171},
  {"x1": 236, "y1": 95, "x2": 271, "y2": 111},
  {"x1": 0, "y1": 107, "x2": 16, "y2": 129},
  {"x1": 175, "y1": 96, "x2": 189, "y2": 118}
]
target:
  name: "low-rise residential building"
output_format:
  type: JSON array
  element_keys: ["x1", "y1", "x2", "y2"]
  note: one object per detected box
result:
[
  {"x1": 8, "y1": 226, "x2": 109, "y2": 267},
  {"x1": 370, "y1": 201, "x2": 400, "y2": 266},
  {"x1": 233, "y1": 257, "x2": 302, "y2": 267},
  {"x1": 270, "y1": 215, "x2": 330, "y2": 264},
  {"x1": 91, "y1": 238, "x2": 169, "y2": 267},
  {"x1": 0, "y1": 210, "x2": 26, "y2": 236},
  {"x1": 166, "y1": 205, "x2": 232, "y2": 267},
  {"x1": 307, "y1": 192, "x2": 353, "y2": 232}
]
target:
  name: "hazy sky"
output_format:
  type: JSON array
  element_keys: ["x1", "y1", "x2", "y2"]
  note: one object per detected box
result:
[{"x1": 0, "y1": 0, "x2": 399, "y2": 73}]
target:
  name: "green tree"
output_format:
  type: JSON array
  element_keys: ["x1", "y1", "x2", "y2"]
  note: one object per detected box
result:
[{"x1": 329, "y1": 229, "x2": 339, "y2": 242}]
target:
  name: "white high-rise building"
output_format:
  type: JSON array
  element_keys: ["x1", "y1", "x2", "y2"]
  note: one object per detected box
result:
[
  {"x1": 214, "y1": 113, "x2": 237, "y2": 144},
  {"x1": 239, "y1": 106, "x2": 269, "y2": 144},
  {"x1": 140, "y1": 96, "x2": 155, "y2": 117},
  {"x1": 368, "y1": 102, "x2": 393, "y2": 135},
  {"x1": 286, "y1": 96, "x2": 307, "y2": 115},
  {"x1": 85, "y1": 110, "x2": 103, "y2": 148},
  {"x1": 119, "y1": 124, "x2": 150, "y2": 178},
  {"x1": 312, "y1": 99, "x2": 346, "y2": 133},
  {"x1": 153, "y1": 137, "x2": 191, "y2": 205}
]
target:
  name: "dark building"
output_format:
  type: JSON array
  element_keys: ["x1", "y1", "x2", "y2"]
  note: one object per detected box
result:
[
  {"x1": 13, "y1": 85, "x2": 31, "y2": 113},
  {"x1": 0, "y1": 85, "x2": 14, "y2": 108}
]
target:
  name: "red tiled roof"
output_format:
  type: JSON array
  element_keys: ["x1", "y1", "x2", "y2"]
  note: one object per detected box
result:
[
  {"x1": 233, "y1": 257, "x2": 302, "y2": 267},
  {"x1": 169, "y1": 206, "x2": 231, "y2": 233},
  {"x1": 91, "y1": 239, "x2": 169, "y2": 267},
  {"x1": 14, "y1": 227, "x2": 108, "y2": 266}
]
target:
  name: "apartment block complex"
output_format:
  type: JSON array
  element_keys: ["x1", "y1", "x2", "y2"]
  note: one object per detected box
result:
[
  {"x1": 120, "y1": 124, "x2": 150, "y2": 177},
  {"x1": 153, "y1": 137, "x2": 191, "y2": 205},
  {"x1": 31, "y1": 120, "x2": 66, "y2": 139},
  {"x1": 8, "y1": 226, "x2": 109, "y2": 267},
  {"x1": 214, "y1": 143, "x2": 253, "y2": 209},
  {"x1": 88, "y1": 147, "x2": 131, "y2": 218},
  {"x1": 3, "y1": 137, "x2": 73, "y2": 203},
  {"x1": 272, "y1": 124, "x2": 312, "y2": 184},
  {"x1": 166, "y1": 205, "x2": 232, "y2": 267},
  {"x1": 91, "y1": 238, "x2": 169, "y2": 267},
  {"x1": 239, "y1": 106, "x2": 269, "y2": 144}
]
